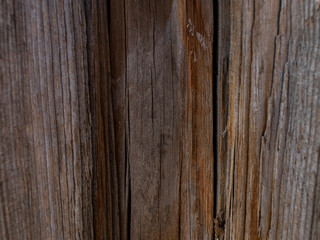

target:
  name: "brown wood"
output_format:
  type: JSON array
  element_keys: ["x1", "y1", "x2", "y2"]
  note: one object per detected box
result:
[
  {"x1": 1, "y1": 0, "x2": 214, "y2": 239},
  {"x1": 217, "y1": 0, "x2": 320, "y2": 239},
  {"x1": 109, "y1": 0, "x2": 214, "y2": 239},
  {"x1": 0, "y1": 0, "x2": 110, "y2": 239},
  {"x1": 1, "y1": 0, "x2": 320, "y2": 239}
]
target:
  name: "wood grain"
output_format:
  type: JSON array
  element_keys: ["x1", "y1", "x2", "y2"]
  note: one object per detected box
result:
[
  {"x1": 217, "y1": 0, "x2": 320, "y2": 239},
  {"x1": 0, "y1": 0, "x2": 109, "y2": 239},
  {"x1": 1, "y1": 0, "x2": 320, "y2": 239},
  {"x1": 109, "y1": 0, "x2": 214, "y2": 239},
  {"x1": 1, "y1": 0, "x2": 215, "y2": 239}
]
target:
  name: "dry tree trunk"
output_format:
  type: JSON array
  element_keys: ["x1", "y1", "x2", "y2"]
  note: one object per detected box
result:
[{"x1": 1, "y1": 0, "x2": 319, "y2": 239}]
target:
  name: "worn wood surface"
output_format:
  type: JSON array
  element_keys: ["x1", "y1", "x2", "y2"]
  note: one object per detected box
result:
[
  {"x1": 1, "y1": 0, "x2": 320, "y2": 239},
  {"x1": 109, "y1": 0, "x2": 214, "y2": 239},
  {"x1": 1, "y1": 0, "x2": 215, "y2": 239},
  {"x1": 0, "y1": 0, "x2": 110, "y2": 239},
  {"x1": 217, "y1": 0, "x2": 320, "y2": 239}
]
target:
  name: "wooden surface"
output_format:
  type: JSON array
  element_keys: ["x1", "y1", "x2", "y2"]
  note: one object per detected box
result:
[
  {"x1": 1, "y1": 0, "x2": 215, "y2": 239},
  {"x1": 109, "y1": 0, "x2": 214, "y2": 239},
  {"x1": 0, "y1": 0, "x2": 108, "y2": 239},
  {"x1": 1, "y1": 0, "x2": 320, "y2": 239},
  {"x1": 217, "y1": 0, "x2": 320, "y2": 239}
]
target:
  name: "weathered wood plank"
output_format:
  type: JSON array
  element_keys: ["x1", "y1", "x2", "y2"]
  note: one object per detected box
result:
[
  {"x1": 0, "y1": 0, "x2": 110, "y2": 239},
  {"x1": 1, "y1": 0, "x2": 215, "y2": 239},
  {"x1": 218, "y1": 0, "x2": 320, "y2": 239},
  {"x1": 109, "y1": 0, "x2": 214, "y2": 239},
  {"x1": 2, "y1": 0, "x2": 319, "y2": 239}
]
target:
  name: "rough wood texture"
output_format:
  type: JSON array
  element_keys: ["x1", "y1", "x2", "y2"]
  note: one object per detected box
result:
[
  {"x1": 109, "y1": 0, "x2": 214, "y2": 239},
  {"x1": 1, "y1": 0, "x2": 215, "y2": 239},
  {"x1": 0, "y1": 0, "x2": 110, "y2": 239},
  {"x1": 2, "y1": 0, "x2": 320, "y2": 239},
  {"x1": 217, "y1": 0, "x2": 320, "y2": 239}
]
